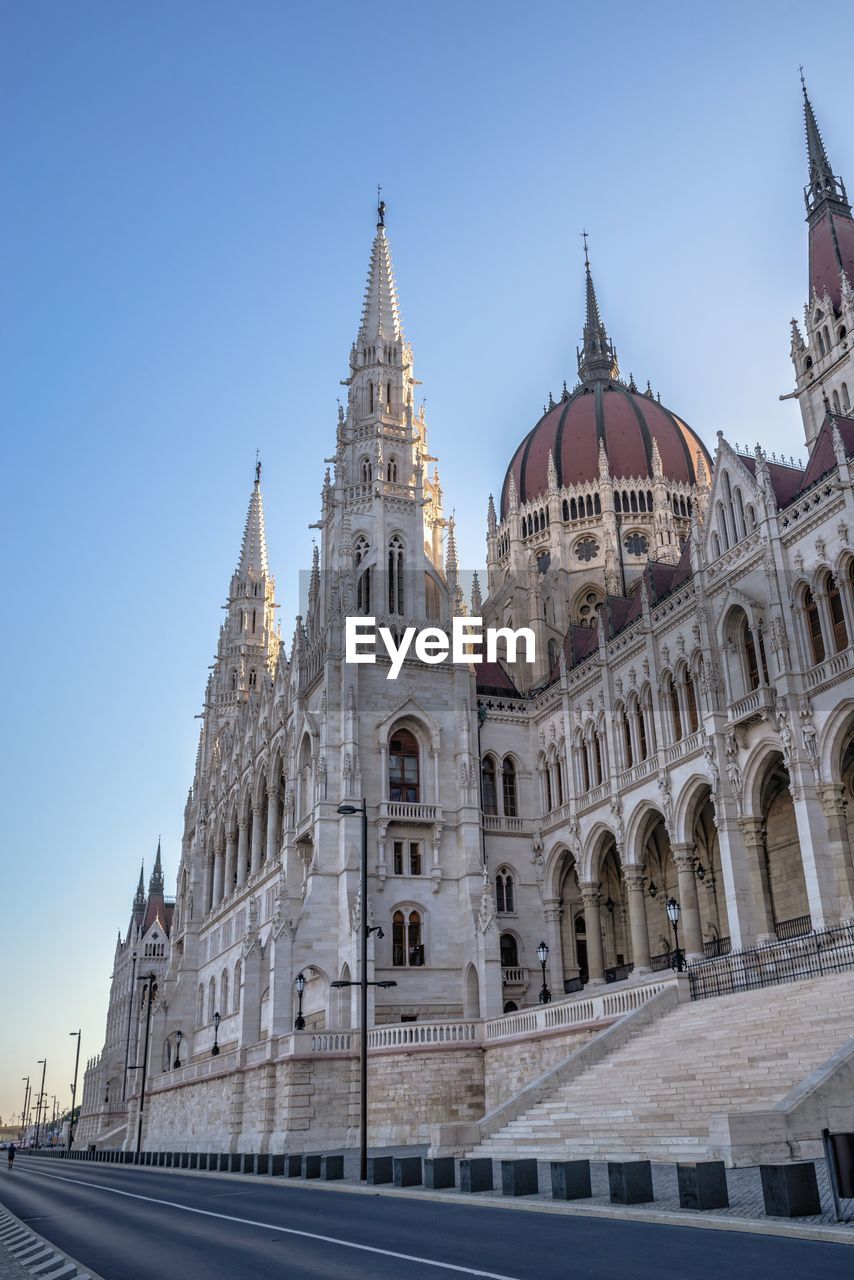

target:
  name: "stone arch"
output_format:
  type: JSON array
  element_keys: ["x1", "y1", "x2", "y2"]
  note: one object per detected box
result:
[
  {"x1": 751, "y1": 748, "x2": 810, "y2": 934},
  {"x1": 581, "y1": 822, "x2": 620, "y2": 883},
  {"x1": 819, "y1": 698, "x2": 854, "y2": 785},
  {"x1": 336, "y1": 963, "x2": 352, "y2": 1029},
  {"x1": 463, "y1": 962, "x2": 480, "y2": 1018},
  {"x1": 673, "y1": 773, "x2": 714, "y2": 845}
]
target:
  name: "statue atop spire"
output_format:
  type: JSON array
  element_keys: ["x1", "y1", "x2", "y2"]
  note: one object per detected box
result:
[
  {"x1": 358, "y1": 200, "x2": 402, "y2": 346},
  {"x1": 576, "y1": 234, "x2": 620, "y2": 384},
  {"x1": 377, "y1": 185, "x2": 385, "y2": 228}
]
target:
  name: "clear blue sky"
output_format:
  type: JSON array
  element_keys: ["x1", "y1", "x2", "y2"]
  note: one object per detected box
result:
[{"x1": 2, "y1": 0, "x2": 852, "y2": 1121}]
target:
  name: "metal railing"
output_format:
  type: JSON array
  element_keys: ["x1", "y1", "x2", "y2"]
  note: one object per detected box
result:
[
  {"x1": 688, "y1": 922, "x2": 854, "y2": 1000},
  {"x1": 774, "y1": 914, "x2": 813, "y2": 941}
]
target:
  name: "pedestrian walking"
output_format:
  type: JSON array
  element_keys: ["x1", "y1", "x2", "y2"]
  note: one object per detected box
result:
[{"x1": 7, "y1": 1144, "x2": 15, "y2": 1169}]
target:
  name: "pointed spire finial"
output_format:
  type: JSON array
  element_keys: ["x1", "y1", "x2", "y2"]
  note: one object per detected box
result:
[
  {"x1": 149, "y1": 838, "x2": 164, "y2": 895},
  {"x1": 577, "y1": 233, "x2": 619, "y2": 384},
  {"x1": 133, "y1": 861, "x2": 146, "y2": 914},
  {"x1": 801, "y1": 74, "x2": 849, "y2": 216},
  {"x1": 358, "y1": 207, "x2": 401, "y2": 344},
  {"x1": 255, "y1": 450, "x2": 262, "y2": 486},
  {"x1": 377, "y1": 185, "x2": 385, "y2": 227}
]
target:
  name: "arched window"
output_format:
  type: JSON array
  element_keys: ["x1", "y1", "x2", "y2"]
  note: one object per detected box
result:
[
  {"x1": 230, "y1": 670, "x2": 237, "y2": 692},
  {"x1": 638, "y1": 701, "x2": 649, "y2": 760},
  {"x1": 544, "y1": 761, "x2": 553, "y2": 810},
  {"x1": 668, "y1": 675, "x2": 683, "y2": 741},
  {"x1": 388, "y1": 535, "x2": 405, "y2": 614},
  {"x1": 744, "y1": 623, "x2": 761, "y2": 690},
  {"x1": 221, "y1": 969, "x2": 229, "y2": 1017},
  {"x1": 500, "y1": 933, "x2": 519, "y2": 967},
  {"x1": 827, "y1": 574, "x2": 848, "y2": 652},
  {"x1": 804, "y1": 588, "x2": 825, "y2": 663},
  {"x1": 355, "y1": 535, "x2": 371, "y2": 614},
  {"x1": 387, "y1": 458, "x2": 398, "y2": 483},
  {"x1": 233, "y1": 960, "x2": 241, "y2": 1013},
  {"x1": 386, "y1": 380, "x2": 392, "y2": 410},
  {"x1": 685, "y1": 671, "x2": 699, "y2": 733},
  {"x1": 369, "y1": 382, "x2": 374, "y2": 413},
  {"x1": 360, "y1": 457, "x2": 372, "y2": 484},
  {"x1": 843, "y1": 383, "x2": 851, "y2": 411},
  {"x1": 622, "y1": 707, "x2": 633, "y2": 769},
  {"x1": 496, "y1": 869, "x2": 515, "y2": 913},
  {"x1": 481, "y1": 756, "x2": 497, "y2": 814},
  {"x1": 197, "y1": 984, "x2": 204, "y2": 1026},
  {"x1": 392, "y1": 909, "x2": 424, "y2": 966},
  {"x1": 548, "y1": 638, "x2": 559, "y2": 669},
  {"x1": 592, "y1": 732, "x2": 603, "y2": 785},
  {"x1": 833, "y1": 390, "x2": 841, "y2": 413},
  {"x1": 389, "y1": 729, "x2": 419, "y2": 802},
  {"x1": 248, "y1": 668, "x2": 257, "y2": 690},
  {"x1": 502, "y1": 758, "x2": 517, "y2": 817},
  {"x1": 208, "y1": 977, "x2": 216, "y2": 1022}
]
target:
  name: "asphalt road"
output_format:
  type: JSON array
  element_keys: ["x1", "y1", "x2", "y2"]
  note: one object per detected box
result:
[{"x1": 0, "y1": 1160, "x2": 851, "y2": 1280}]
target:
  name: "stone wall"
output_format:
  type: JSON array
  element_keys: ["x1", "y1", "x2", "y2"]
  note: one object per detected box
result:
[
  {"x1": 483, "y1": 1027, "x2": 600, "y2": 1113},
  {"x1": 139, "y1": 1020, "x2": 603, "y2": 1153}
]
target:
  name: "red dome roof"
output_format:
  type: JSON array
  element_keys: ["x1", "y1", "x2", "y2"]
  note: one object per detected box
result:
[{"x1": 500, "y1": 382, "x2": 711, "y2": 519}]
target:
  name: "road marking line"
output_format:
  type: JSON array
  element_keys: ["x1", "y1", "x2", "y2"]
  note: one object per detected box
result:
[{"x1": 26, "y1": 1169, "x2": 523, "y2": 1280}]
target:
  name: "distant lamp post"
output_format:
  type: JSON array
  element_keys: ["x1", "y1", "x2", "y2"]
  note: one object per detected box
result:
[
  {"x1": 536, "y1": 939, "x2": 551, "y2": 1005},
  {"x1": 174, "y1": 1030, "x2": 182, "y2": 1069},
  {"x1": 211, "y1": 1012, "x2": 221, "y2": 1057},
  {"x1": 334, "y1": 798, "x2": 397, "y2": 1183},
  {"x1": 666, "y1": 897, "x2": 685, "y2": 972},
  {"x1": 33, "y1": 1059, "x2": 47, "y2": 1150},
  {"x1": 294, "y1": 972, "x2": 306, "y2": 1030},
  {"x1": 68, "y1": 1029, "x2": 81, "y2": 1151}
]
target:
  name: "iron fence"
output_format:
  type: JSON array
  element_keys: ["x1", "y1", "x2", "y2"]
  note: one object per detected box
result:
[
  {"x1": 688, "y1": 921, "x2": 854, "y2": 1000},
  {"x1": 774, "y1": 914, "x2": 813, "y2": 941}
]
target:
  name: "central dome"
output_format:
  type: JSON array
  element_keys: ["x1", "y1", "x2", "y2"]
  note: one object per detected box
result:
[{"x1": 500, "y1": 381, "x2": 711, "y2": 518}]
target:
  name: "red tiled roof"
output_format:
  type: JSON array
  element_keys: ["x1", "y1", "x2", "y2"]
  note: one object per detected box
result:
[
  {"x1": 809, "y1": 208, "x2": 854, "y2": 314},
  {"x1": 475, "y1": 661, "x2": 521, "y2": 697},
  {"x1": 737, "y1": 454, "x2": 808, "y2": 507},
  {"x1": 801, "y1": 413, "x2": 854, "y2": 490},
  {"x1": 501, "y1": 383, "x2": 712, "y2": 518}
]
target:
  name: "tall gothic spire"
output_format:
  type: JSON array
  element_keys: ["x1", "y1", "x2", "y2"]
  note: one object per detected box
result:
[
  {"x1": 237, "y1": 459, "x2": 269, "y2": 579},
  {"x1": 133, "y1": 862, "x2": 145, "y2": 915},
  {"x1": 802, "y1": 73, "x2": 849, "y2": 216},
  {"x1": 148, "y1": 838, "x2": 164, "y2": 895},
  {"x1": 577, "y1": 235, "x2": 619, "y2": 384},
  {"x1": 358, "y1": 198, "x2": 402, "y2": 346}
]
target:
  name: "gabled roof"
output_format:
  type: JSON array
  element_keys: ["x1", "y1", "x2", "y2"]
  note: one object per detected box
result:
[
  {"x1": 475, "y1": 660, "x2": 521, "y2": 698},
  {"x1": 737, "y1": 454, "x2": 806, "y2": 508},
  {"x1": 801, "y1": 412, "x2": 854, "y2": 490}
]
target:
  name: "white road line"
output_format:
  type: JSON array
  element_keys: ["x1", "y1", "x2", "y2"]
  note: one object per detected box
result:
[{"x1": 25, "y1": 1168, "x2": 524, "y2": 1280}]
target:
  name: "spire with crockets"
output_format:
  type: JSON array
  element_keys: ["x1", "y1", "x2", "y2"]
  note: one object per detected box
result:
[
  {"x1": 577, "y1": 233, "x2": 620, "y2": 384},
  {"x1": 133, "y1": 862, "x2": 146, "y2": 915},
  {"x1": 148, "y1": 838, "x2": 164, "y2": 895},
  {"x1": 802, "y1": 71, "x2": 849, "y2": 218}
]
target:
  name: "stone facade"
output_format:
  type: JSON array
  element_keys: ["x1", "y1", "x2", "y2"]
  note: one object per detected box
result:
[{"x1": 79, "y1": 87, "x2": 854, "y2": 1156}]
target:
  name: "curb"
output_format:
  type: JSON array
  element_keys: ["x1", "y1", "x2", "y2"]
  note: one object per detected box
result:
[
  {"x1": 29, "y1": 1156, "x2": 854, "y2": 1247},
  {"x1": 0, "y1": 1205, "x2": 108, "y2": 1280}
]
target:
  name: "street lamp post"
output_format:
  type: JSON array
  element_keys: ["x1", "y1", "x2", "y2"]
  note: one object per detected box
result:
[
  {"x1": 20, "y1": 1077, "x2": 30, "y2": 1144},
  {"x1": 122, "y1": 950, "x2": 138, "y2": 1102},
  {"x1": 536, "y1": 940, "x2": 551, "y2": 1004},
  {"x1": 173, "y1": 1030, "x2": 182, "y2": 1069},
  {"x1": 132, "y1": 972, "x2": 157, "y2": 1154},
  {"x1": 33, "y1": 1059, "x2": 47, "y2": 1150},
  {"x1": 666, "y1": 897, "x2": 685, "y2": 973},
  {"x1": 68, "y1": 1030, "x2": 81, "y2": 1150},
  {"x1": 211, "y1": 1012, "x2": 221, "y2": 1056},
  {"x1": 335, "y1": 798, "x2": 397, "y2": 1182},
  {"x1": 294, "y1": 972, "x2": 306, "y2": 1030}
]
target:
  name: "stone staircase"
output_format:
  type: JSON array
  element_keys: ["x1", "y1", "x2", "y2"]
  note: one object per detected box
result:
[{"x1": 469, "y1": 970, "x2": 854, "y2": 1163}]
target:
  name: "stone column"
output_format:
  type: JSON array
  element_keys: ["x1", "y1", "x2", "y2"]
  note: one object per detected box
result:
[
  {"x1": 250, "y1": 802, "x2": 265, "y2": 875},
  {"x1": 211, "y1": 845, "x2": 224, "y2": 909},
  {"x1": 790, "y1": 785, "x2": 842, "y2": 931},
  {"x1": 205, "y1": 853, "x2": 214, "y2": 914},
  {"x1": 623, "y1": 865, "x2": 651, "y2": 973},
  {"x1": 542, "y1": 898, "x2": 563, "y2": 997},
  {"x1": 236, "y1": 817, "x2": 249, "y2": 887},
  {"x1": 820, "y1": 783, "x2": 854, "y2": 922},
  {"x1": 580, "y1": 882, "x2": 605, "y2": 984},
  {"x1": 738, "y1": 816, "x2": 776, "y2": 941},
  {"x1": 671, "y1": 842, "x2": 704, "y2": 961},
  {"x1": 266, "y1": 786, "x2": 280, "y2": 864},
  {"x1": 224, "y1": 828, "x2": 237, "y2": 898}
]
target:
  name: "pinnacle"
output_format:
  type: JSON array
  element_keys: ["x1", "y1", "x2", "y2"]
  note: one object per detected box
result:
[
  {"x1": 237, "y1": 469, "x2": 269, "y2": 579},
  {"x1": 358, "y1": 224, "x2": 402, "y2": 346},
  {"x1": 149, "y1": 838, "x2": 164, "y2": 895}
]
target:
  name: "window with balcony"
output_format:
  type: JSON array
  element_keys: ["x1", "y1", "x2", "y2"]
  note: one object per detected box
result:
[{"x1": 389, "y1": 730, "x2": 419, "y2": 802}]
